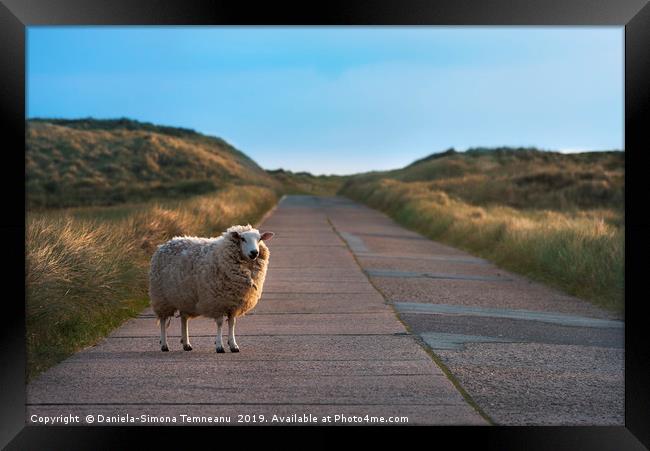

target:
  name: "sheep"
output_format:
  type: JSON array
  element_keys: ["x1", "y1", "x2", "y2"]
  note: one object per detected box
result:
[{"x1": 148, "y1": 224, "x2": 274, "y2": 353}]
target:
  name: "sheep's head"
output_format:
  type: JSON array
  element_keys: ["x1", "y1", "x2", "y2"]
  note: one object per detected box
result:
[{"x1": 228, "y1": 226, "x2": 274, "y2": 261}]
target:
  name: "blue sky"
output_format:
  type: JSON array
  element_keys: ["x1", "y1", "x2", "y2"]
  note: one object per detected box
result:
[{"x1": 27, "y1": 27, "x2": 623, "y2": 175}]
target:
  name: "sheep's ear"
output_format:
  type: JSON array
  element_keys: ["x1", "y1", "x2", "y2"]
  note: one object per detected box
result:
[
  {"x1": 260, "y1": 231, "x2": 274, "y2": 241},
  {"x1": 230, "y1": 231, "x2": 241, "y2": 240}
]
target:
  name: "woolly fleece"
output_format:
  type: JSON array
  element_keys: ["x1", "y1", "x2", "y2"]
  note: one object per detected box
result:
[{"x1": 148, "y1": 224, "x2": 270, "y2": 320}]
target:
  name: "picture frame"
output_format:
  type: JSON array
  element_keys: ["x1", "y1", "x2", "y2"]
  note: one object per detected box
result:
[{"x1": 2, "y1": 0, "x2": 648, "y2": 447}]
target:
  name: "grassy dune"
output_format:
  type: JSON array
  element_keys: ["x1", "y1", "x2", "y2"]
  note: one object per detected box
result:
[
  {"x1": 340, "y1": 148, "x2": 624, "y2": 312},
  {"x1": 26, "y1": 185, "x2": 278, "y2": 380},
  {"x1": 27, "y1": 118, "x2": 280, "y2": 208},
  {"x1": 267, "y1": 169, "x2": 347, "y2": 196}
]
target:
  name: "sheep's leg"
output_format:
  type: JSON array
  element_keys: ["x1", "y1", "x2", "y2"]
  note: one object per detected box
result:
[
  {"x1": 228, "y1": 315, "x2": 239, "y2": 353},
  {"x1": 180, "y1": 314, "x2": 193, "y2": 351},
  {"x1": 215, "y1": 316, "x2": 225, "y2": 353},
  {"x1": 160, "y1": 318, "x2": 169, "y2": 352}
]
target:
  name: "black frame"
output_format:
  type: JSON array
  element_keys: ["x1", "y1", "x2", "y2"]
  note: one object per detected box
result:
[{"x1": 2, "y1": 0, "x2": 649, "y2": 448}]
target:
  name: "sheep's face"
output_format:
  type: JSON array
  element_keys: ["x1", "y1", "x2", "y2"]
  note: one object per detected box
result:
[{"x1": 230, "y1": 230, "x2": 274, "y2": 261}]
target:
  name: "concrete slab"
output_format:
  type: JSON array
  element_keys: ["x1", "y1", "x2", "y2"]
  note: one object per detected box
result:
[
  {"x1": 111, "y1": 312, "x2": 405, "y2": 337},
  {"x1": 29, "y1": 372, "x2": 468, "y2": 406},
  {"x1": 253, "y1": 299, "x2": 390, "y2": 314},
  {"x1": 268, "y1": 236, "x2": 345, "y2": 245},
  {"x1": 357, "y1": 257, "x2": 497, "y2": 280},
  {"x1": 421, "y1": 332, "x2": 513, "y2": 350},
  {"x1": 394, "y1": 302, "x2": 624, "y2": 329},
  {"x1": 262, "y1": 281, "x2": 377, "y2": 293},
  {"x1": 371, "y1": 277, "x2": 618, "y2": 320},
  {"x1": 354, "y1": 233, "x2": 470, "y2": 257},
  {"x1": 265, "y1": 269, "x2": 368, "y2": 282},
  {"x1": 268, "y1": 253, "x2": 363, "y2": 267},
  {"x1": 29, "y1": 357, "x2": 438, "y2": 380},
  {"x1": 62, "y1": 335, "x2": 433, "y2": 361},
  {"x1": 400, "y1": 313, "x2": 624, "y2": 349},
  {"x1": 366, "y1": 269, "x2": 513, "y2": 282},
  {"x1": 435, "y1": 343, "x2": 624, "y2": 425},
  {"x1": 339, "y1": 232, "x2": 369, "y2": 253},
  {"x1": 358, "y1": 252, "x2": 488, "y2": 264},
  {"x1": 260, "y1": 291, "x2": 383, "y2": 302}
]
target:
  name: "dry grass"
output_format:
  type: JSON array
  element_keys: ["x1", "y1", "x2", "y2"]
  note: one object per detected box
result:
[
  {"x1": 353, "y1": 147, "x2": 624, "y2": 211},
  {"x1": 341, "y1": 158, "x2": 624, "y2": 313},
  {"x1": 27, "y1": 119, "x2": 280, "y2": 208},
  {"x1": 267, "y1": 169, "x2": 347, "y2": 196},
  {"x1": 26, "y1": 185, "x2": 278, "y2": 380}
]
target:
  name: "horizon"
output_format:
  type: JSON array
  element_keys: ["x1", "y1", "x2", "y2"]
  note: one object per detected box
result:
[
  {"x1": 27, "y1": 27, "x2": 623, "y2": 175},
  {"x1": 27, "y1": 116, "x2": 624, "y2": 177}
]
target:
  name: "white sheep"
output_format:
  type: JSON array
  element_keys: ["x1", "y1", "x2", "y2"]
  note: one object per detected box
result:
[{"x1": 148, "y1": 224, "x2": 274, "y2": 353}]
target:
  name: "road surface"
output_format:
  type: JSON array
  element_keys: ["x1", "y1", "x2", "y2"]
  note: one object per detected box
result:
[{"x1": 27, "y1": 196, "x2": 623, "y2": 425}]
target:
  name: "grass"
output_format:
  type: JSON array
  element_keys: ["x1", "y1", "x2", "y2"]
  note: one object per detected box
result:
[
  {"x1": 26, "y1": 118, "x2": 347, "y2": 208},
  {"x1": 26, "y1": 185, "x2": 278, "y2": 380},
  {"x1": 340, "y1": 150, "x2": 624, "y2": 313},
  {"x1": 266, "y1": 169, "x2": 347, "y2": 196},
  {"x1": 27, "y1": 118, "x2": 279, "y2": 208},
  {"x1": 351, "y1": 147, "x2": 624, "y2": 212}
]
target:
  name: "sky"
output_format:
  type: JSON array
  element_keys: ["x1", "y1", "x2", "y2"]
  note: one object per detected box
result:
[{"x1": 27, "y1": 27, "x2": 623, "y2": 175}]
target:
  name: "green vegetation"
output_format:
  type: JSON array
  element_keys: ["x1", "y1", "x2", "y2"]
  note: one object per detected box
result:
[
  {"x1": 347, "y1": 147, "x2": 624, "y2": 212},
  {"x1": 267, "y1": 169, "x2": 347, "y2": 196},
  {"x1": 340, "y1": 147, "x2": 624, "y2": 312},
  {"x1": 27, "y1": 118, "x2": 280, "y2": 208}
]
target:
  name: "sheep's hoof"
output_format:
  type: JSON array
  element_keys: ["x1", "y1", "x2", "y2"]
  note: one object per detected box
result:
[
  {"x1": 183, "y1": 344, "x2": 193, "y2": 351},
  {"x1": 216, "y1": 346, "x2": 225, "y2": 353},
  {"x1": 161, "y1": 345, "x2": 169, "y2": 352},
  {"x1": 230, "y1": 346, "x2": 240, "y2": 353}
]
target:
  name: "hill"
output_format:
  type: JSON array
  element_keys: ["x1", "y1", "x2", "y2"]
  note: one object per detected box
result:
[
  {"x1": 342, "y1": 147, "x2": 624, "y2": 211},
  {"x1": 266, "y1": 168, "x2": 347, "y2": 196},
  {"x1": 339, "y1": 147, "x2": 624, "y2": 311},
  {"x1": 26, "y1": 118, "x2": 280, "y2": 208}
]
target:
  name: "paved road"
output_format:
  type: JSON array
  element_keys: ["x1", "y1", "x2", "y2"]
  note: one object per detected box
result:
[
  {"x1": 325, "y1": 196, "x2": 624, "y2": 425},
  {"x1": 27, "y1": 195, "x2": 623, "y2": 425},
  {"x1": 26, "y1": 195, "x2": 486, "y2": 426}
]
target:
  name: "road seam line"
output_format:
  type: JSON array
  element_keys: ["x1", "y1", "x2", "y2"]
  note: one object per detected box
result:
[{"x1": 325, "y1": 214, "x2": 494, "y2": 425}]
